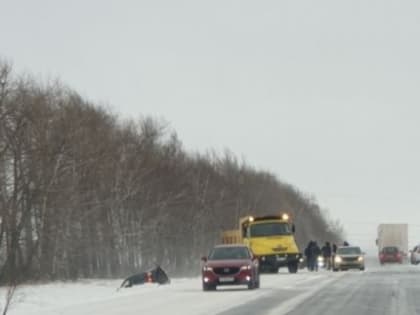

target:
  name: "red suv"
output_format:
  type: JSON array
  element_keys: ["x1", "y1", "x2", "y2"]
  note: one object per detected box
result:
[
  {"x1": 379, "y1": 246, "x2": 402, "y2": 264},
  {"x1": 201, "y1": 244, "x2": 260, "y2": 291}
]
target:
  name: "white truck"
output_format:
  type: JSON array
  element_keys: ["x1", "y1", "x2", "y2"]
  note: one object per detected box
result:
[{"x1": 376, "y1": 224, "x2": 408, "y2": 256}]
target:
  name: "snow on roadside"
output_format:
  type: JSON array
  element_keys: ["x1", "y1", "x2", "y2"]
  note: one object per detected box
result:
[{"x1": 1, "y1": 269, "x2": 339, "y2": 315}]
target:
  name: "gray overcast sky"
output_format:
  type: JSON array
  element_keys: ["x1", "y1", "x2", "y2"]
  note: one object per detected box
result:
[{"x1": 2, "y1": 0, "x2": 420, "y2": 252}]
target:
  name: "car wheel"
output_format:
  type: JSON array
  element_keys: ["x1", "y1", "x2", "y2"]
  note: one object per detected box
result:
[
  {"x1": 203, "y1": 283, "x2": 216, "y2": 291},
  {"x1": 333, "y1": 268, "x2": 338, "y2": 272},
  {"x1": 360, "y1": 267, "x2": 365, "y2": 271},
  {"x1": 255, "y1": 274, "x2": 260, "y2": 289}
]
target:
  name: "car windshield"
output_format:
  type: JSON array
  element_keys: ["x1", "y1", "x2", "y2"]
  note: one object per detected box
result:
[
  {"x1": 337, "y1": 247, "x2": 362, "y2": 255},
  {"x1": 208, "y1": 247, "x2": 250, "y2": 260},
  {"x1": 250, "y1": 222, "x2": 291, "y2": 237}
]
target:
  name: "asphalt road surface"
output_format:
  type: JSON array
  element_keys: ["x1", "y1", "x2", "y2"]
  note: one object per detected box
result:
[
  {"x1": 279, "y1": 267, "x2": 420, "y2": 315},
  {"x1": 218, "y1": 262, "x2": 420, "y2": 315}
]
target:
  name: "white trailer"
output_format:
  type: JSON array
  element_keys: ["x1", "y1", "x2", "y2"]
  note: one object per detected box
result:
[{"x1": 376, "y1": 224, "x2": 408, "y2": 256}]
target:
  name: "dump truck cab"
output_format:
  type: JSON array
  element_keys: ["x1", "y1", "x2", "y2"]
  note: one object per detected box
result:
[{"x1": 222, "y1": 214, "x2": 302, "y2": 273}]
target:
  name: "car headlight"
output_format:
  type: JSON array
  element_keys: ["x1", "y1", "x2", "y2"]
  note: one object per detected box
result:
[
  {"x1": 203, "y1": 266, "x2": 213, "y2": 271},
  {"x1": 358, "y1": 256, "x2": 364, "y2": 262},
  {"x1": 335, "y1": 256, "x2": 342, "y2": 263},
  {"x1": 240, "y1": 265, "x2": 252, "y2": 270}
]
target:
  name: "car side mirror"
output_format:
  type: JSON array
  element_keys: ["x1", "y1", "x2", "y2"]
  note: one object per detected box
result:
[{"x1": 201, "y1": 256, "x2": 207, "y2": 262}]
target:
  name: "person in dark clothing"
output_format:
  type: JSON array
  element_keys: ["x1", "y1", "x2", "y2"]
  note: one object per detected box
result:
[
  {"x1": 321, "y1": 242, "x2": 332, "y2": 270},
  {"x1": 305, "y1": 241, "x2": 322, "y2": 271},
  {"x1": 304, "y1": 241, "x2": 315, "y2": 271},
  {"x1": 332, "y1": 243, "x2": 338, "y2": 269}
]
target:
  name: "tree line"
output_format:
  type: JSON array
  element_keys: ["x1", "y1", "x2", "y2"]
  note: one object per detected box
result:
[{"x1": 0, "y1": 60, "x2": 344, "y2": 283}]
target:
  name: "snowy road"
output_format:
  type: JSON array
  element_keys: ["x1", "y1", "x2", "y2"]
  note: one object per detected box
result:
[{"x1": 3, "y1": 260, "x2": 420, "y2": 315}]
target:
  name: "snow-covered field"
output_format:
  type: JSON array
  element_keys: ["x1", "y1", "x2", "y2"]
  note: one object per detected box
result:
[{"x1": 0, "y1": 269, "x2": 344, "y2": 315}]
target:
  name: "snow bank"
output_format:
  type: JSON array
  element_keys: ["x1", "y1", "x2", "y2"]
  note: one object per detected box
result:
[{"x1": 1, "y1": 269, "x2": 342, "y2": 315}]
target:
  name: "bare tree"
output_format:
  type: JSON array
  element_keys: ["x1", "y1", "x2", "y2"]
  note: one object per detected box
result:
[
  {"x1": 0, "y1": 61, "x2": 344, "y2": 282},
  {"x1": 1, "y1": 281, "x2": 18, "y2": 315}
]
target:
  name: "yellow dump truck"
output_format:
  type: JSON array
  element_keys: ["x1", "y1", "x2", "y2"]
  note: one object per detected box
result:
[{"x1": 222, "y1": 214, "x2": 302, "y2": 273}]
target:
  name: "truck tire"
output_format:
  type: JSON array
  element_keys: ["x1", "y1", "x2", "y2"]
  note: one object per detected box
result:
[{"x1": 287, "y1": 262, "x2": 298, "y2": 274}]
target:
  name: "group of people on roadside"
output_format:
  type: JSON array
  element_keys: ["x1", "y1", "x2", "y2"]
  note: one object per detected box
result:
[{"x1": 304, "y1": 240, "x2": 348, "y2": 271}]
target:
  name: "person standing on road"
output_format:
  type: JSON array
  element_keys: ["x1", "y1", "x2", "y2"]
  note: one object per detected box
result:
[
  {"x1": 332, "y1": 243, "x2": 338, "y2": 269},
  {"x1": 321, "y1": 242, "x2": 332, "y2": 270},
  {"x1": 305, "y1": 241, "x2": 315, "y2": 271}
]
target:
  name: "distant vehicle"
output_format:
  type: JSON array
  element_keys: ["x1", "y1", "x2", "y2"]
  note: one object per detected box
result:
[
  {"x1": 333, "y1": 246, "x2": 365, "y2": 271},
  {"x1": 221, "y1": 214, "x2": 301, "y2": 273},
  {"x1": 201, "y1": 244, "x2": 260, "y2": 291},
  {"x1": 376, "y1": 224, "x2": 408, "y2": 260},
  {"x1": 410, "y1": 244, "x2": 420, "y2": 265},
  {"x1": 379, "y1": 246, "x2": 402, "y2": 264}
]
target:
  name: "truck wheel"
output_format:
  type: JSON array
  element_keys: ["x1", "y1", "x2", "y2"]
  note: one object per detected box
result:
[{"x1": 288, "y1": 262, "x2": 298, "y2": 274}]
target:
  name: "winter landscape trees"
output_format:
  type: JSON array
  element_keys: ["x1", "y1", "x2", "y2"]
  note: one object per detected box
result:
[{"x1": 0, "y1": 60, "x2": 343, "y2": 283}]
